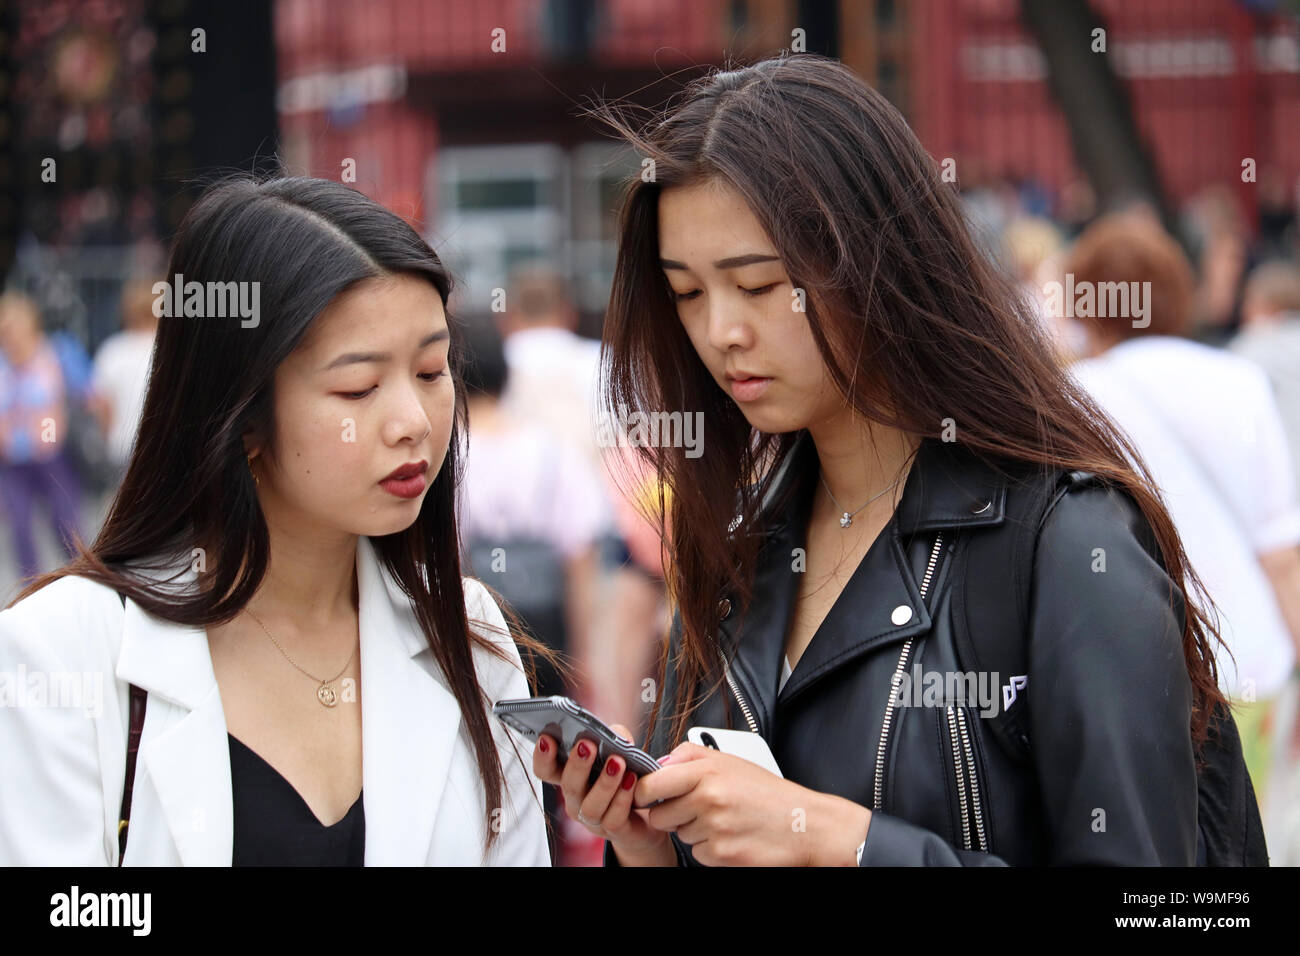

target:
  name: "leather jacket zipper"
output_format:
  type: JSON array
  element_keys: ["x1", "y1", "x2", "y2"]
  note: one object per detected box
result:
[
  {"x1": 945, "y1": 704, "x2": 990, "y2": 851},
  {"x1": 873, "y1": 532, "x2": 945, "y2": 812},
  {"x1": 955, "y1": 705, "x2": 989, "y2": 851},
  {"x1": 945, "y1": 706, "x2": 973, "y2": 849},
  {"x1": 719, "y1": 646, "x2": 761, "y2": 734}
]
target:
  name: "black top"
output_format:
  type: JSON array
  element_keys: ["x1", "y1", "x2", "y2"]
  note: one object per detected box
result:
[{"x1": 228, "y1": 733, "x2": 365, "y2": 866}]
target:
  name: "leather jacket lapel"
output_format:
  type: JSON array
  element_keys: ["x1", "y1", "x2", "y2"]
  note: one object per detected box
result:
[
  {"x1": 718, "y1": 435, "x2": 1010, "y2": 733},
  {"x1": 776, "y1": 522, "x2": 933, "y2": 705}
]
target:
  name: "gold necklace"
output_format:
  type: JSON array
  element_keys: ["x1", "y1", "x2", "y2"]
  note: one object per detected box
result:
[{"x1": 244, "y1": 607, "x2": 357, "y2": 707}]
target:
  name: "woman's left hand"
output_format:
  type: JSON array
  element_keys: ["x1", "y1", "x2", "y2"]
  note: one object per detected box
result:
[{"x1": 634, "y1": 742, "x2": 872, "y2": 866}]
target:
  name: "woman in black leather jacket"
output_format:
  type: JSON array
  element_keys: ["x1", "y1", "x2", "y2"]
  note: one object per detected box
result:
[{"x1": 533, "y1": 54, "x2": 1229, "y2": 866}]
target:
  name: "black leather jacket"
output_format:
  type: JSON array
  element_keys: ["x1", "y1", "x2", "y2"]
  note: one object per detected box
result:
[{"x1": 608, "y1": 433, "x2": 1199, "y2": 866}]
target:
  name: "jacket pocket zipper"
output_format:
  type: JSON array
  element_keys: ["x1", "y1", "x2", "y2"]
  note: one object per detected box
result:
[
  {"x1": 873, "y1": 532, "x2": 945, "y2": 812},
  {"x1": 945, "y1": 704, "x2": 989, "y2": 852}
]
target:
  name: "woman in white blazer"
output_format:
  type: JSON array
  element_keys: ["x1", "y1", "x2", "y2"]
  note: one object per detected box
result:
[{"x1": 0, "y1": 176, "x2": 552, "y2": 866}]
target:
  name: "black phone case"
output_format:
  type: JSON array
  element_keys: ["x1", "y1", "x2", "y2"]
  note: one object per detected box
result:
[{"x1": 493, "y1": 695, "x2": 660, "y2": 788}]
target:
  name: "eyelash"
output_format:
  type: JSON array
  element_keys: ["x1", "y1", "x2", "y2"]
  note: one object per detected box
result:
[
  {"x1": 672, "y1": 283, "x2": 779, "y2": 302},
  {"x1": 340, "y1": 371, "x2": 445, "y2": 400}
]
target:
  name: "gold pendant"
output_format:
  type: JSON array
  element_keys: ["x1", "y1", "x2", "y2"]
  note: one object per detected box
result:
[{"x1": 317, "y1": 683, "x2": 338, "y2": 707}]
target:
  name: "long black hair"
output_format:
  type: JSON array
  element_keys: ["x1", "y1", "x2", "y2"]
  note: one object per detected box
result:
[
  {"x1": 595, "y1": 54, "x2": 1227, "y2": 757},
  {"x1": 10, "y1": 175, "x2": 546, "y2": 851}
]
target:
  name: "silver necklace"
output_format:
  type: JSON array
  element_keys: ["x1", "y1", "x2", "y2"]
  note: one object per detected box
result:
[{"x1": 819, "y1": 472, "x2": 902, "y2": 528}]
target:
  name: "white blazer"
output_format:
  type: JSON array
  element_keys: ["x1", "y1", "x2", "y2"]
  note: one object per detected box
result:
[{"x1": 0, "y1": 536, "x2": 551, "y2": 866}]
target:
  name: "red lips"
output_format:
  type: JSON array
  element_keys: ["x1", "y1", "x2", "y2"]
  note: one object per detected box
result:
[{"x1": 382, "y1": 460, "x2": 427, "y2": 481}]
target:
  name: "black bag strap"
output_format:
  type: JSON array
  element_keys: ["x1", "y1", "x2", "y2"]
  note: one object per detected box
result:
[
  {"x1": 115, "y1": 590, "x2": 147, "y2": 866},
  {"x1": 956, "y1": 469, "x2": 1270, "y2": 865},
  {"x1": 952, "y1": 467, "x2": 1098, "y2": 762}
]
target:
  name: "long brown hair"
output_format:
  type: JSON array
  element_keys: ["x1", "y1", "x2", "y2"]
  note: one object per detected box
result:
[
  {"x1": 7, "y1": 176, "x2": 554, "y2": 853},
  {"x1": 595, "y1": 54, "x2": 1228, "y2": 758}
]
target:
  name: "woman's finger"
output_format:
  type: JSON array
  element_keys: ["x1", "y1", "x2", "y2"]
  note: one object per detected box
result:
[
  {"x1": 599, "y1": 767, "x2": 641, "y2": 836},
  {"x1": 532, "y1": 733, "x2": 561, "y2": 785},
  {"x1": 558, "y1": 736, "x2": 600, "y2": 819},
  {"x1": 577, "y1": 754, "x2": 627, "y2": 829},
  {"x1": 644, "y1": 792, "x2": 699, "y2": 832}
]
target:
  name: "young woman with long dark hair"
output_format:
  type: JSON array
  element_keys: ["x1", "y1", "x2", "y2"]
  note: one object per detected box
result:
[
  {"x1": 0, "y1": 177, "x2": 551, "y2": 865},
  {"x1": 534, "y1": 54, "x2": 1240, "y2": 866}
]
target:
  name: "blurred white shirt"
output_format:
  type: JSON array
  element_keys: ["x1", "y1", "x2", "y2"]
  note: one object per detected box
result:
[
  {"x1": 1071, "y1": 336, "x2": 1300, "y2": 699},
  {"x1": 501, "y1": 327, "x2": 605, "y2": 472},
  {"x1": 458, "y1": 421, "x2": 611, "y2": 560},
  {"x1": 91, "y1": 329, "x2": 154, "y2": 466},
  {"x1": 1230, "y1": 315, "x2": 1300, "y2": 500}
]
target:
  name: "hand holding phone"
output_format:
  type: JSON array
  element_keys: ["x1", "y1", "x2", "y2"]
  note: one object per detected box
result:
[
  {"x1": 497, "y1": 696, "x2": 677, "y2": 865},
  {"x1": 686, "y1": 727, "x2": 783, "y2": 777},
  {"x1": 493, "y1": 696, "x2": 659, "y2": 787}
]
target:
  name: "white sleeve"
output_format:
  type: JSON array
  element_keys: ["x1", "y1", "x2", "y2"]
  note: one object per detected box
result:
[
  {"x1": 0, "y1": 602, "x2": 111, "y2": 865},
  {"x1": 465, "y1": 578, "x2": 552, "y2": 866},
  {"x1": 1241, "y1": 371, "x2": 1300, "y2": 554}
]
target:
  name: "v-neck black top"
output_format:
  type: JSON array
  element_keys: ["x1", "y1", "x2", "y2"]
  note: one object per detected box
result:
[{"x1": 228, "y1": 733, "x2": 365, "y2": 866}]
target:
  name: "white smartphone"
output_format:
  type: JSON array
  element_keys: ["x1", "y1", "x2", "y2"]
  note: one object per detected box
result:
[{"x1": 687, "y1": 726, "x2": 783, "y2": 777}]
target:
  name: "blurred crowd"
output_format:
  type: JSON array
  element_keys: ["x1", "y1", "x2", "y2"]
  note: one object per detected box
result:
[
  {"x1": 973, "y1": 167, "x2": 1300, "y2": 864},
  {"x1": 4, "y1": 165, "x2": 1300, "y2": 864}
]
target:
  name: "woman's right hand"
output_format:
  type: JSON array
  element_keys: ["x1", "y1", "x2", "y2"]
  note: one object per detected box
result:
[{"x1": 533, "y1": 723, "x2": 676, "y2": 866}]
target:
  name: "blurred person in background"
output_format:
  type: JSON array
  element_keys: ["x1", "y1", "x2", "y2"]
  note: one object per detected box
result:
[
  {"x1": 1001, "y1": 215, "x2": 1079, "y2": 360},
  {"x1": 45, "y1": 309, "x2": 115, "y2": 498},
  {"x1": 89, "y1": 278, "x2": 159, "y2": 482},
  {"x1": 1184, "y1": 185, "x2": 1251, "y2": 344},
  {"x1": 496, "y1": 265, "x2": 667, "y2": 745},
  {"x1": 1230, "y1": 260, "x2": 1300, "y2": 498},
  {"x1": 497, "y1": 264, "x2": 604, "y2": 472},
  {"x1": 458, "y1": 316, "x2": 609, "y2": 865},
  {"x1": 0, "y1": 291, "x2": 85, "y2": 583},
  {"x1": 1065, "y1": 214, "x2": 1300, "y2": 801},
  {"x1": 1057, "y1": 177, "x2": 1097, "y2": 240},
  {"x1": 590, "y1": 439, "x2": 672, "y2": 746},
  {"x1": 1255, "y1": 169, "x2": 1298, "y2": 263}
]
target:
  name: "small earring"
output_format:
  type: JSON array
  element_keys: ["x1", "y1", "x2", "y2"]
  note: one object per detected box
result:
[{"x1": 247, "y1": 453, "x2": 260, "y2": 486}]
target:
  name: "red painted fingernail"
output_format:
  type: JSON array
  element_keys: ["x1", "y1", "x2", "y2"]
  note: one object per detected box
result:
[
  {"x1": 621, "y1": 771, "x2": 636, "y2": 790},
  {"x1": 576, "y1": 741, "x2": 591, "y2": 759},
  {"x1": 538, "y1": 737, "x2": 549, "y2": 754},
  {"x1": 606, "y1": 758, "x2": 621, "y2": 776}
]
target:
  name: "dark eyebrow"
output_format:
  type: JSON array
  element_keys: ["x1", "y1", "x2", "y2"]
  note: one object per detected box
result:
[
  {"x1": 660, "y1": 254, "x2": 780, "y2": 271},
  {"x1": 320, "y1": 328, "x2": 449, "y2": 372}
]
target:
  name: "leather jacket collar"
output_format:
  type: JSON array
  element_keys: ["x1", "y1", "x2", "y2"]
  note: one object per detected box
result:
[{"x1": 718, "y1": 433, "x2": 1013, "y2": 737}]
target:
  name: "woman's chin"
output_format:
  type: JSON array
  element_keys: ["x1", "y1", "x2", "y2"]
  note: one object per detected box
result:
[
  {"x1": 357, "y1": 507, "x2": 424, "y2": 539},
  {"x1": 736, "y1": 406, "x2": 803, "y2": 434}
]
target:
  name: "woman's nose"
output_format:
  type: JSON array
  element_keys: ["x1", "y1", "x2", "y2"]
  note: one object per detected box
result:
[
  {"x1": 705, "y1": 297, "x2": 754, "y2": 353},
  {"x1": 384, "y1": 384, "x2": 435, "y2": 446}
]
